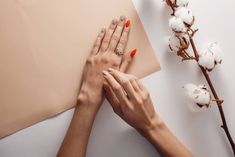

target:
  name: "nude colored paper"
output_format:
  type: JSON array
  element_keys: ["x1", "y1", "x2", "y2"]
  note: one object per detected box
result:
[{"x1": 0, "y1": 0, "x2": 160, "y2": 138}]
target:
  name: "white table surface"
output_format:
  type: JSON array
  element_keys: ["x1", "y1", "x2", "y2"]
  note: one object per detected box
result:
[{"x1": 1, "y1": 0, "x2": 235, "y2": 156}]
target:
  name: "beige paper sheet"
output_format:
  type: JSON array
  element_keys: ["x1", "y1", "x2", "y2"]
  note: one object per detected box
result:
[{"x1": 0, "y1": 0, "x2": 160, "y2": 138}]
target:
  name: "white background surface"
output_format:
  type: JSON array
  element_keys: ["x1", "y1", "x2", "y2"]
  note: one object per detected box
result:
[{"x1": 1, "y1": 0, "x2": 235, "y2": 156}]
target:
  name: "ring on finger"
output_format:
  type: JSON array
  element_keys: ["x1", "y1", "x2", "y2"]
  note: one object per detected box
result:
[{"x1": 115, "y1": 48, "x2": 124, "y2": 56}]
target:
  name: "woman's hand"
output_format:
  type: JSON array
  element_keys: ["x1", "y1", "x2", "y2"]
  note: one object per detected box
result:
[
  {"x1": 58, "y1": 16, "x2": 136, "y2": 157},
  {"x1": 102, "y1": 68, "x2": 161, "y2": 134},
  {"x1": 78, "y1": 16, "x2": 136, "y2": 108},
  {"x1": 103, "y1": 69, "x2": 194, "y2": 157}
]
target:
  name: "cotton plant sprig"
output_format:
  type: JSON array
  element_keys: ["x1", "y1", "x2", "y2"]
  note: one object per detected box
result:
[{"x1": 164, "y1": 0, "x2": 235, "y2": 155}]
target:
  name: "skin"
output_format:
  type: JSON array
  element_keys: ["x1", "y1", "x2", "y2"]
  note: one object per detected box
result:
[
  {"x1": 103, "y1": 69, "x2": 194, "y2": 157},
  {"x1": 57, "y1": 16, "x2": 132, "y2": 157},
  {"x1": 57, "y1": 16, "x2": 194, "y2": 157}
]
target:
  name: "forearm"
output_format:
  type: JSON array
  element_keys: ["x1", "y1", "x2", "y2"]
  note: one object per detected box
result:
[
  {"x1": 57, "y1": 97, "x2": 100, "y2": 157},
  {"x1": 143, "y1": 120, "x2": 194, "y2": 157}
]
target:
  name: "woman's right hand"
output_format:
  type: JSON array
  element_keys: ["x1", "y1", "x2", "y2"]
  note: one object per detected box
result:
[
  {"x1": 103, "y1": 69, "x2": 194, "y2": 157},
  {"x1": 102, "y1": 68, "x2": 162, "y2": 134}
]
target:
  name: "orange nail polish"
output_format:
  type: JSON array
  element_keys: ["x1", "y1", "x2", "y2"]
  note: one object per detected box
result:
[
  {"x1": 130, "y1": 49, "x2": 137, "y2": 58},
  {"x1": 125, "y1": 20, "x2": 131, "y2": 28}
]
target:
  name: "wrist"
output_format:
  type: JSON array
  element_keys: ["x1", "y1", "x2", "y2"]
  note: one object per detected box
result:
[
  {"x1": 77, "y1": 85, "x2": 103, "y2": 110},
  {"x1": 140, "y1": 116, "x2": 166, "y2": 139}
]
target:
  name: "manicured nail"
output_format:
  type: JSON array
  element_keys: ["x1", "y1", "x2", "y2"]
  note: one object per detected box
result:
[
  {"x1": 125, "y1": 20, "x2": 131, "y2": 28},
  {"x1": 120, "y1": 15, "x2": 126, "y2": 22},
  {"x1": 102, "y1": 70, "x2": 108, "y2": 76},
  {"x1": 101, "y1": 28, "x2": 105, "y2": 33},
  {"x1": 112, "y1": 19, "x2": 117, "y2": 25},
  {"x1": 130, "y1": 48, "x2": 137, "y2": 58},
  {"x1": 107, "y1": 68, "x2": 114, "y2": 72}
]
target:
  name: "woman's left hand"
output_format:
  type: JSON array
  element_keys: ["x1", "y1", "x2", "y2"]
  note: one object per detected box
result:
[
  {"x1": 102, "y1": 69, "x2": 159, "y2": 134},
  {"x1": 78, "y1": 16, "x2": 136, "y2": 109}
]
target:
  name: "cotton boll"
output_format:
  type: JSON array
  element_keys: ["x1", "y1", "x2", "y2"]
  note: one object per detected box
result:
[
  {"x1": 186, "y1": 84, "x2": 211, "y2": 106},
  {"x1": 208, "y1": 42, "x2": 223, "y2": 64},
  {"x1": 198, "y1": 51, "x2": 215, "y2": 71},
  {"x1": 175, "y1": 7, "x2": 194, "y2": 26},
  {"x1": 168, "y1": 35, "x2": 181, "y2": 52},
  {"x1": 183, "y1": 84, "x2": 211, "y2": 112},
  {"x1": 198, "y1": 42, "x2": 223, "y2": 71},
  {"x1": 168, "y1": 34, "x2": 189, "y2": 53},
  {"x1": 183, "y1": 83, "x2": 197, "y2": 99},
  {"x1": 169, "y1": 17, "x2": 187, "y2": 33},
  {"x1": 194, "y1": 85, "x2": 211, "y2": 105}
]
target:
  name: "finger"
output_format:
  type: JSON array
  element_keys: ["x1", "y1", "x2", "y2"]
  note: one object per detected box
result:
[
  {"x1": 107, "y1": 68, "x2": 138, "y2": 100},
  {"x1": 136, "y1": 80, "x2": 146, "y2": 91},
  {"x1": 135, "y1": 80, "x2": 155, "y2": 114},
  {"x1": 90, "y1": 28, "x2": 106, "y2": 56},
  {"x1": 103, "y1": 82, "x2": 123, "y2": 116},
  {"x1": 102, "y1": 70, "x2": 131, "y2": 109},
  {"x1": 135, "y1": 80, "x2": 150, "y2": 100},
  {"x1": 108, "y1": 16, "x2": 126, "y2": 52},
  {"x1": 130, "y1": 79, "x2": 142, "y2": 93},
  {"x1": 100, "y1": 19, "x2": 118, "y2": 52},
  {"x1": 115, "y1": 19, "x2": 131, "y2": 55},
  {"x1": 119, "y1": 48, "x2": 137, "y2": 72}
]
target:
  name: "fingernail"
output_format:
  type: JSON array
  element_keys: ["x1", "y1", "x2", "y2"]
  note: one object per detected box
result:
[
  {"x1": 125, "y1": 20, "x2": 131, "y2": 28},
  {"x1": 102, "y1": 70, "x2": 108, "y2": 76},
  {"x1": 101, "y1": 28, "x2": 105, "y2": 33},
  {"x1": 130, "y1": 48, "x2": 137, "y2": 58},
  {"x1": 120, "y1": 15, "x2": 126, "y2": 21},
  {"x1": 112, "y1": 19, "x2": 117, "y2": 25},
  {"x1": 107, "y1": 68, "x2": 114, "y2": 72}
]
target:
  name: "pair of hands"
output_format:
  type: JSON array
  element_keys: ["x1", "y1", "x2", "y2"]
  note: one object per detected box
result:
[
  {"x1": 78, "y1": 16, "x2": 159, "y2": 134},
  {"x1": 59, "y1": 16, "x2": 194, "y2": 157}
]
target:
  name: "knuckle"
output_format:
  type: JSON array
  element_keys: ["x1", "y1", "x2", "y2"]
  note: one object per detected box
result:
[
  {"x1": 113, "y1": 85, "x2": 122, "y2": 92},
  {"x1": 136, "y1": 98, "x2": 144, "y2": 105},
  {"x1": 129, "y1": 77, "x2": 137, "y2": 83},
  {"x1": 129, "y1": 77, "x2": 136, "y2": 82},
  {"x1": 143, "y1": 92, "x2": 150, "y2": 101},
  {"x1": 122, "y1": 79, "x2": 129, "y2": 86},
  {"x1": 129, "y1": 75, "x2": 137, "y2": 80}
]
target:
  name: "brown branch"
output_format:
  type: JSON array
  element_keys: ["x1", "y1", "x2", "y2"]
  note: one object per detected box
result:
[
  {"x1": 190, "y1": 38, "x2": 235, "y2": 156},
  {"x1": 165, "y1": 0, "x2": 175, "y2": 15},
  {"x1": 165, "y1": 2, "x2": 235, "y2": 155},
  {"x1": 189, "y1": 37, "x2": 199, "y2": 61}
]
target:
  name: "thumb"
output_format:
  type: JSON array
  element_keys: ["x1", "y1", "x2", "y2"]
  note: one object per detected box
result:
[{"x1": 119, "y1": 48, "x2": 137, "y2": 72}]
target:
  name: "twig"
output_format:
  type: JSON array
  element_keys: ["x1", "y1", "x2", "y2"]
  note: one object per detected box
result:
[
  {"x1": 165, "y1": 1, "x2": 235, "y2": 155},
  {"x1": 190, "y1": 38, "x2": 235, "y2": 156}
]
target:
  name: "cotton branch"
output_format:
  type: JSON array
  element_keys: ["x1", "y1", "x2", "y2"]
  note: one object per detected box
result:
[{"x1": 165, "y1": 0, "x2": 235, "y2": 155}]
